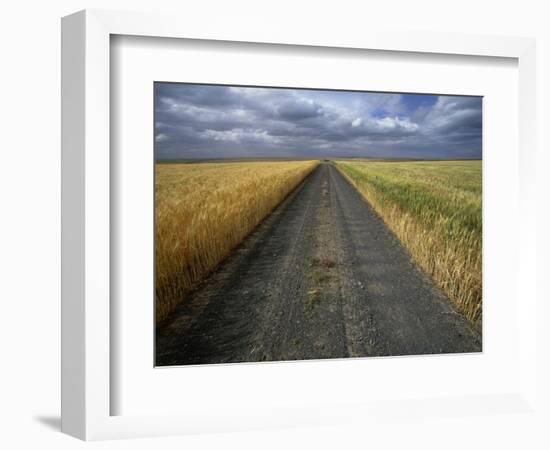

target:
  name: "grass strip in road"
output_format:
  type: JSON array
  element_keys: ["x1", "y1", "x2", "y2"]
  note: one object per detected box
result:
[
  {"x1": 335, "y1": 160, "x2": 482, "y2": 326},
  {"x1": 155, "y1": 160, "x2": 319, "y2": 323}
]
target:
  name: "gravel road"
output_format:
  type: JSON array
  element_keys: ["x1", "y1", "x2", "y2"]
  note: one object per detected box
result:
[{"x1": 156, "y1": 163, "x2": 481, "y2": 366}]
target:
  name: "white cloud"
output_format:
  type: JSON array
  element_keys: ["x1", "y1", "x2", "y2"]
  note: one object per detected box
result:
[
  {"x1": 375, "y1": 116, "x2": 419, "y2": 132},
  {"x1": 202, "y1": 128, "x2": 278, "y2": 144},
  {"x1": 203, "y1": 129, "x2": 241, "y2": 142},
  {"x1": 351, "y1": 118, "x2": 362, "y2": 127}
]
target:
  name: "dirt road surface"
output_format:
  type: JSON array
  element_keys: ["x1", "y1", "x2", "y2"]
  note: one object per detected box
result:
[{"x1": 156, "y1": 163, "x2": 481, "y2": 366}]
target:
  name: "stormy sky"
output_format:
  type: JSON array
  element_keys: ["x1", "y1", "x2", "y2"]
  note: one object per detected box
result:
[{"x1": 154, "y1": 83, "x2": 482, "y2": 160}]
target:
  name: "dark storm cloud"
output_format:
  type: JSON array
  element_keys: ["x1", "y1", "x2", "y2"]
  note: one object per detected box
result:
[
  {"x1": 154, "y1": 83, "x2": 482, "y2": 160},
  {"x1": 276, "y1": 98, "x2": 324, "y2": 121}
]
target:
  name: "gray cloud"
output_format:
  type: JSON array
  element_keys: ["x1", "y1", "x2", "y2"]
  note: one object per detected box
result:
[{"x1": 154, "y1": 83, "x2": 482, "y2": 160}]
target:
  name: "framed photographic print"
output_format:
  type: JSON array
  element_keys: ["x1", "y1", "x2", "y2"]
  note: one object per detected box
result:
[
  {"x1": 62, "y1": 9, "x2": 538, "y2": 441},
  {"x1": 153, "y1": 82, "x2": 483, "y2": 367}
]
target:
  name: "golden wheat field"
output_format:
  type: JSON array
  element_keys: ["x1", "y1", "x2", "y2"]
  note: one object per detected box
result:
[
  {"x1": 336, "y1": 160, "x2": 482, "y2": 326},
  {"x1": 155, "y1": 160, "x2": 319, "y2": 323}
]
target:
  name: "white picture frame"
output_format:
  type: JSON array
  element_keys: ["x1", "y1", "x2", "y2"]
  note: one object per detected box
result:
[{"x1": 61, "y1": 9, "x2": 538, "y2": 441}]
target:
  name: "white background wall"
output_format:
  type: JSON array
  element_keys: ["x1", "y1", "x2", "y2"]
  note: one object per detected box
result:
[{"x1": 0, "y1": 1, "x2": 548, "y2": 448}]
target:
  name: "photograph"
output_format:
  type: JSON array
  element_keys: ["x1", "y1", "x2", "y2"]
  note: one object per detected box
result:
[{"x1": 154, "y1": 82, "x2": 482, "y2": 366}]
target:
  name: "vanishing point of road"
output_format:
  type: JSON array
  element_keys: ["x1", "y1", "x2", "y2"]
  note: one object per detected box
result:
[{"x1": 156, "y1": 163, "x2": 481, "y2": 366}]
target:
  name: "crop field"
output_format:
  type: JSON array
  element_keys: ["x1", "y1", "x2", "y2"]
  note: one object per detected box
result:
[
  {"x1": 155, "y1": 160, "x2": 319, "y2": 323},
  {"x1": 336, "y1": 160, "x2": 482, "y2": 326}
]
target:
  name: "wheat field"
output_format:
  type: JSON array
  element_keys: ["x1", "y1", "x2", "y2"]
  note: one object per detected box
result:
[
  {"x1": 336, "y1": 160, "x2": 482, "y2": 326},
  {"x1": 155, "y1": 160, "x2": 319, "y2": 323}
]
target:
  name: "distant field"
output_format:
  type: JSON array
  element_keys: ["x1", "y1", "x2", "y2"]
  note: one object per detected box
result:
[
  {"x1": 155, "y1": 160, "x2": 319, "y2": 323},
  {"x1": 336, "y1": 160, "x2": 482, "y2": 325}
]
